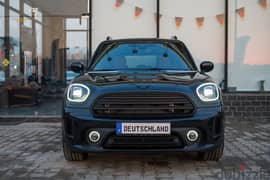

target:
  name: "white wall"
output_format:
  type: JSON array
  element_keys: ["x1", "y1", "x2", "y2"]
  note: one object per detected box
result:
[
  {"x1": 92, "y1": 0, "x2": 156, "y2": 50},
  {"x1": 160, "y1": 0, "x2": 225, "y2": 85},
  {"x1": 228, "y1": 0, "x2": 270, "y2": 91}
]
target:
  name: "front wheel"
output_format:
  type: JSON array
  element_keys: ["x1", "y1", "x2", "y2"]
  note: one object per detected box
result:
[
  {"x1": 63, "y1": 140, "x2": 87, "y2": 161},
  {"x1": 198, "y1": 142, "x2": 224, "y2": 161}
]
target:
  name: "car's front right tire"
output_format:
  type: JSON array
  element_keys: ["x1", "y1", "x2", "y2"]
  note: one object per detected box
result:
[{"x1": 63, "y1": 140, "x2": 87, "y2": 161}]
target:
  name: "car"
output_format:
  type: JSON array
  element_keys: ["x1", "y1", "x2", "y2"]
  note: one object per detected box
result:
[{"x1": 62, "y1": 38, "x2": 224, "y2": 161}]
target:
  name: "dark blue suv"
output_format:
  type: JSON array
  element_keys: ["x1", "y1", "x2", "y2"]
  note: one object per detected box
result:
[{"x1": 62, "y1": 38, "x2": 224, "y2": 161}]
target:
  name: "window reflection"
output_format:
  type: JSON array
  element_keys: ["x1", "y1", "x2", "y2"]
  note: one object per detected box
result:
[
  {"x1": 66, "y1": 18, "x2": 88, "y2": 84},
  {"x1": 0, "y1": 0, "x2": 88, "y2": 116},
  {"x1": 0, "y1": 5, "x2": 3, "y2": 37},
  {"x1": 9, "y1": 10, "x2": 20, "y2": 77},
  {"x1": 9, "y1": 0, "x2": 19, "y2": 10}
]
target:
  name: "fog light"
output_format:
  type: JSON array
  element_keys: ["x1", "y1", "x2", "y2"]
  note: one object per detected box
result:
[
  {"x1": 88, "y1": 131, "x2": 100, "y2": 143},
  {"x1": 186, "y1": 130, "x2": 199, "y2": 142}
]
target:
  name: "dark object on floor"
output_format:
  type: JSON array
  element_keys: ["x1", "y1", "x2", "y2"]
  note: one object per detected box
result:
[{"x1": 8, "y1": 86, "x2": 38, "y2": 107}]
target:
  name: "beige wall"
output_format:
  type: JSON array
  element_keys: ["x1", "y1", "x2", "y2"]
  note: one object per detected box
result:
[
  {"x1": 42, "y1": 17, "x2": 65, "y2": 59},
  {"x1": 228, "y1": 0, "x2": 270, "y2": 91},
  {"x1": 160, "y1": 0, "x2": 225, "y2": 85},
  {"x1": 92, "y1": 0, "x2": 157, "y2": 50}
]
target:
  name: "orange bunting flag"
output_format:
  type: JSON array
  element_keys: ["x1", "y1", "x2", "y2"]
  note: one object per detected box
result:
[
  {"x1": 259, "y1": 0, "x2": 268, "y2": 9},
  {"x1": 196, "y1": 17, "x2": 204, "y2": 28},
  {"x1": 154, "y1": 13, "x2": 162, "y2": 23},
  {"x1": 135, "y1": 7, "x2": 143, "y2": 17},
  {"x1": 115, "y1": 0, "x2": 124, "y2": 8},
  {"x1": 175, "y1": 17, "x2": 183, "y2": 29},
  {"x1": 236, "y1": 7, "x2": 245, "y2": 19},
  {"x1": 216, "y1": 14, "x2": 225, "y2": 26},
  {"x1": 0, "y1": 51, "x2": 4, "y2": 58}
]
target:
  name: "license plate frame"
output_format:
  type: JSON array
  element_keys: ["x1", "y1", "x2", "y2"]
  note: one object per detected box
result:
[{"x1": 116, "y1": 122, "x2": 171, "y2": 135}]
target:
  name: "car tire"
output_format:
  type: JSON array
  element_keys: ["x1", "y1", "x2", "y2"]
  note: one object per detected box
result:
[
  {"x1": 198, "y1": 142, "x2": 224, "y2": 161},
  {"x1": 63, "y1": 140, "x2": 87, "y2": 161}
]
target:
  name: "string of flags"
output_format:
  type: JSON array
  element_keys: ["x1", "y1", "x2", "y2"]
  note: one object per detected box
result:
[{"x1": 114, "y1": 0, "x2": 268, "y2": 29}]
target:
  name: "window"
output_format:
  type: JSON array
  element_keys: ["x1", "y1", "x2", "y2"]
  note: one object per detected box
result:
[
  {"x1": 24, "y1": 3, "x2": 32, "y2": 16},
  {"x1": 37, "y1": 10, "x2": 42, "y2": 23},
  {"x1": 93, "y1": 43, "x2": 193, "y2": 71},
  {"x1": 66, "y1": 31, "x2": 88, "y2": 65},
  {"x1": 0, "y1": 5, "x2": 4, "y2": 37},
  {"x1": 9, "y1": 0, "x2": 19, "y2": 10},
  {"x1": 0, "y1": 5, "x2": 4, "y2": 72},
  {"x1": 24, "y1": 17, "x2": 32, "y2": 28},
  {"x1": 36, "y1": 23, "x2": 42, "y2": 56},
  {"x1": 1, "y1": 0, "x2": 88, "y2": 117},
  {"x1": 66, "y1": 18, "x2": 88, "y2": 30},
  {"x1": 9, "y1": 10, "x2": 20, "y2": 77},
  {"x1": 66, "y1": 18, "x2": 88, "y2": 69}
]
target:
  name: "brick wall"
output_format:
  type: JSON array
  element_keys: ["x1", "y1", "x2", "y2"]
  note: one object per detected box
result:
[{"x1": 223, "y1": 93, "x2": 270, "y2": 121}]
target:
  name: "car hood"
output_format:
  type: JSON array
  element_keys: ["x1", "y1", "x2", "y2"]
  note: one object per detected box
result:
[{"x1": 71, "y1": 71, "x2": 210, "y2": 86}]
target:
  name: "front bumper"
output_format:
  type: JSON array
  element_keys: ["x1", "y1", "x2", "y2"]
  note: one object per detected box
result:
[{"x1": 62, "y1": 107, "x2": 224, "y2": 152}]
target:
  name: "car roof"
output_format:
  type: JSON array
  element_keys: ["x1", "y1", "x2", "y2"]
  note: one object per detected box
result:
[{"x1": 99, "y1": 38, "x2": 185, "y2": 45}]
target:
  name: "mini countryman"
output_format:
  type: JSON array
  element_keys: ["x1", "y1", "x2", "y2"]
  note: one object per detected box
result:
[{"x1": 62, "y1": 38, "x2": 224, "y2": 161}]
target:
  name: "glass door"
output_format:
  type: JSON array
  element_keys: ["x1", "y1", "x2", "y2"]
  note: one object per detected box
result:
[{"x1": 0, "y1": 0, "x2": 89, "y2": 117}]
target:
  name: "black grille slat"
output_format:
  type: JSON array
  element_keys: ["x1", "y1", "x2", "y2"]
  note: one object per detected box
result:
[
  {"x1": 94, "y1": 106, "x2": 194, "y2": 110},
  {"x1": 96, "y1": 100, "x2": 190, "y2": 104},
  {"x1": 93, "y1": 92, "x2": 195, "y2": 119}
]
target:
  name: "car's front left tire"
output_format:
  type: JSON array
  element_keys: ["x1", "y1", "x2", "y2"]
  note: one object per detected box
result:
[
  {"x1": 63, "y1": 140, "x2": 87, "y2": 161},
  {"x1": 198, "y1": 142, "x2": 224, "y2": 161}
]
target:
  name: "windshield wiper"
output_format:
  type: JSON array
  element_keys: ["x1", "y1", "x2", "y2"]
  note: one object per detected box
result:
[
  {"x1": 164, "y1": 70, "x2": 198, "y2": 74},
  {"x1": 88, "y1": 70, "x2": 120, "y2": 75}
]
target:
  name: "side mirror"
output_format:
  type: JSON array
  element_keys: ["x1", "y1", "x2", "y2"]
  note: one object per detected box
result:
[
  {"x1": 200, "y1": 61, "x2": 214, "y2": 73},
  {"x1": 70, "y1": 62, "x2": 84, "y2": 74}
]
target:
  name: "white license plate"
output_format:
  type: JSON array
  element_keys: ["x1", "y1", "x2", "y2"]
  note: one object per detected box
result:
[{"x1": 116, "y1": 122, "x2": 171, "y2": 135}]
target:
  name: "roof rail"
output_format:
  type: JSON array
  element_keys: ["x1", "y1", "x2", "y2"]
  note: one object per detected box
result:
[
  {"x1": 171, "y1": 36, "x2": 178, "y2": 40},
  {"x1": 106, "y1": 36, "x2": 112, "y2": 40}
]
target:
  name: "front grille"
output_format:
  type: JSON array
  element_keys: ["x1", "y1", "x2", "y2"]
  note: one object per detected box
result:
[
  {"x1": 92, "y1": 92, "x2": 195, "y2": 119},
  {"x1": 104, "y1": 135, "x2": 182, "y2": 149}
]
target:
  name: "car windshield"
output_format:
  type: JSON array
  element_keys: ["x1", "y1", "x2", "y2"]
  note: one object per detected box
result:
[{"x1": 91, "y1": 43, "x2": 195, "y2": 72}]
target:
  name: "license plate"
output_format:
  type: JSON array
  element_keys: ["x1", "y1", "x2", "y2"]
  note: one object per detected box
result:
[{"x1": 116, "y1": 122, "x2": 171, "y2": 135}]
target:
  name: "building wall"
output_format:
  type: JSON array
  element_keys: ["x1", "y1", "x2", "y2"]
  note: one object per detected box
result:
[
  {"x1": 228, "y1": 0, "x2": 270, "y2": 91},
  {"x1": 160, "y1": 0, "x2": 225, "y2": 86},
  {"x1": 92, "y1": 0, "x2": 157, "y2": 50},
  {"x1": 223, "y1": 93, "x2": 270, "y2": 121}
]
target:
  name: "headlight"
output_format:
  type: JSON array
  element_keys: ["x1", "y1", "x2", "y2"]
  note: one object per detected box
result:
[
  {"x1": 67, "y1": 84, "x2": 90, "y2": 102},
  {"x1": 196, "y1": 83, "x2": 219, "y2": 102}
]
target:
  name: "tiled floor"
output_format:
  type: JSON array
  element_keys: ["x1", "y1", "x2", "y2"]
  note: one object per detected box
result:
[{"x1": 0, "y1": 119, "x2": 269, "y2": 180}]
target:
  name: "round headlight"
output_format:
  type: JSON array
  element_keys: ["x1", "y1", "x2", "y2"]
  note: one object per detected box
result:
[
  {"x1": 196, "y1": 83, "x2": 219, "y2": 102},
  {"x1": 67, "y1": 84, "x2": 90, "y2": 102}
]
